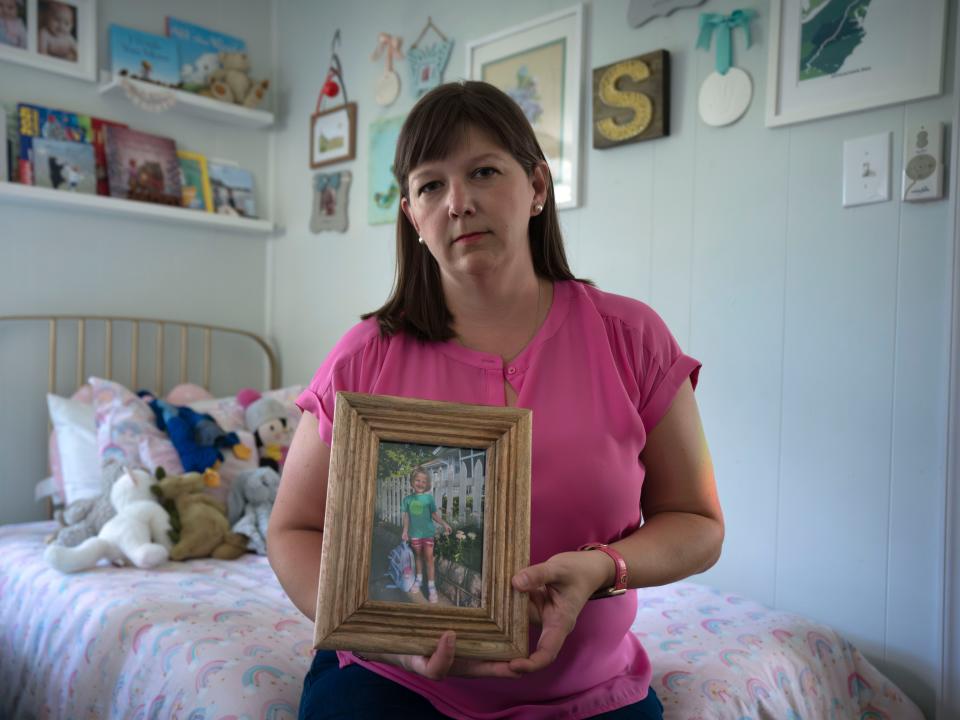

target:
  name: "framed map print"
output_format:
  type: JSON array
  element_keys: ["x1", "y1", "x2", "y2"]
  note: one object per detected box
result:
[{"x1": 765, "y1": 0, "x2": 947, "y2": 127}]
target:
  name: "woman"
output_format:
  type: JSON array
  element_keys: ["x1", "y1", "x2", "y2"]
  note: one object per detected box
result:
[{"x1": 268, "y1": 81, "x2": 723, "y2": 719}]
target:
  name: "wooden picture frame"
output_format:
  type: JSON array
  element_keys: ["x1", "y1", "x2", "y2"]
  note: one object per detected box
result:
[
  {"x1": 765, "y1": 0, "x2": 947, "y2": 127},
  {"x1": 310, "y1": 102, "x2": 357, "y2": 169},
  {"x1": 314, "y1": 392, "x2": 532, "y2": 659},
  {"x1": 0, "y1": 0, "x2": 97, "y2": 82},
  {"x1": 466, "y1": 4, "x2": 584, "y2": 210}
]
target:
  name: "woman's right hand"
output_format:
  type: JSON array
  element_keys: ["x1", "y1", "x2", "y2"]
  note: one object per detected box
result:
[{"x1": 356, "y1": 631, "x2": 521, "y2": 680}]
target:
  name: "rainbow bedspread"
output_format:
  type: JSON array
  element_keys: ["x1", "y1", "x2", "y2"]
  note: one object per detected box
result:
[{"x1": 0, "y1": 522, "x2": 921, "y2": 719}]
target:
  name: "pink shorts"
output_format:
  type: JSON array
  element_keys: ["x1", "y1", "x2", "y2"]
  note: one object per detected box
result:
[{"x1": 409, "y1": 537, "x2": 434, "y2": 550}]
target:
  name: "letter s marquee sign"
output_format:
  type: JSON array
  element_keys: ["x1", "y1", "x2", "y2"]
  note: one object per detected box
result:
[{"x1": 592, "y1": 50, "x2": 669, "y2": 149}]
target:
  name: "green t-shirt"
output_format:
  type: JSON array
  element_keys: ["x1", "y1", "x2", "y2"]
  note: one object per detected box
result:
[{"x1": 402, "y1": 492, "x2": 437, "y2": 539}]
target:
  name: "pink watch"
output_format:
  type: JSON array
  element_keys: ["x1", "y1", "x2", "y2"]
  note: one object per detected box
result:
[{"x1": 578, "y1": 543, "x2": 628, "y2": 599}]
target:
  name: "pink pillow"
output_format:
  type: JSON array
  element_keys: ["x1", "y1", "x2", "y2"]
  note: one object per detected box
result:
[
  {"x1": 90, "y1": 377, "x2": 172, "y2": 474},
  {"x1": 139, "y1": 435, "x2": 185, "y2": 475},
  {"x1": 165, "y1": 383, "x2": 214, "y2": 406},
  {"x1": 190, "y1": 385, "x2": 304, "y2": 434},
  {"x1": 204, "y1": 429, "x2": 259, "y2": 504}
]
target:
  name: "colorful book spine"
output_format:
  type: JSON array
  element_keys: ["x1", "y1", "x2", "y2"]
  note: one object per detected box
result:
[
  {"x1": 176, "y1": 150, "x2": 213, "y2": 211},
  {"x1": 16, "y1": 103, "x2": 93, "y2": 186},
  {"x1": 91, "y1": 118, "x2": 127, "y2": 196}
]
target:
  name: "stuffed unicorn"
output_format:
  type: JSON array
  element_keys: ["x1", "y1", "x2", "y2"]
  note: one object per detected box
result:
[{"x1": 44, "y1": 467, "x2": 172, "y2": 573}]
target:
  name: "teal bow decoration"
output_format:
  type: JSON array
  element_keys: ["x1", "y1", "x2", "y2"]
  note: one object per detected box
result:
[
  {"x1": 697, "y1": 9, "x2": 757, "y2": 75},
  {"x1": 314, "y1": 172, "x2": 342, "y2": 192}
]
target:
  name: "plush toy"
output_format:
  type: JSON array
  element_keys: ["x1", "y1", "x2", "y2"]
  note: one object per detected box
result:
[
  {"x1": 44, "y1": 468, "x2": 171, "y2": 573},
  {"x1": 206, "y1": 52, "x2": 269, "y2": 108},
  {"x1": 227, "y1": 467, "x2": 280, "y2": 555},
  {"x1": 139, "y1": 391, "x2": 251, "y2": 477},
  {"x1": 152, "y1": 470, "x2": 248, "y2": 561},
  {"x1": 236, "y1": 389, "x2": 293, "y2": 473},
  {"x1": 47, "y1": 462, "x2": 132, "y2": 547}
]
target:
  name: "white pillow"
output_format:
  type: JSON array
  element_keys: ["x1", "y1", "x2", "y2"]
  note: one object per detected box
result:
[{"x1": 46, "y1": 394, "x2": 101, "y2": 504}]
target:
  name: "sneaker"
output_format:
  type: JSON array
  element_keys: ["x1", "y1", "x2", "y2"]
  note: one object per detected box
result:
[{"x1": 428, "y1": 588, "x2": 439, "y2": 603}]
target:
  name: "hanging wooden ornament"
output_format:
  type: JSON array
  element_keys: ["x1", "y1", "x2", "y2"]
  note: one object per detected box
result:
[
  {"x1": 310, "y1": 30, "x2": 357, "y2": 169},
  {"x1": 371, "y1": 32, "x2": 404, "y2": 106},
  {"x1": 696, "y1": 9, "x2": 756, "y2": 127},
  {"x1": 408, "y1": 17, "x2": 453, "y2": 98},
  {"x1": 311, "y1": 170, "x2": 352, "y2": 233}
]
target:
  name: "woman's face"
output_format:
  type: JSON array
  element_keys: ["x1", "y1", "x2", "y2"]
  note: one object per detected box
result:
[{"x1": 401, "y1": 125, "x2": 547, "y2": 284}]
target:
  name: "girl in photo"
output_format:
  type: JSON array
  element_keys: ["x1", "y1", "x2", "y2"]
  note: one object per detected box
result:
[{"x1": 400, "y1": 467, "x2": 452, "y2": 603}]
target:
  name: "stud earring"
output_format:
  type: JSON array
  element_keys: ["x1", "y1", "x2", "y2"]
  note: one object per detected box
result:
[
  {"x1": 418, "y1": 236, "x2": 425, "y2": 244},
  {"x1": 534, "y1": 203, "x2": 544, "y2": 214}
]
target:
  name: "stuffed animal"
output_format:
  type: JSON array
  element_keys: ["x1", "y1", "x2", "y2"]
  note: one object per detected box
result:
[
  {"x1": 227, "y1": 466, "x2": 280, "y2": 555},
  {"x1": 47, "y1": 461, "x2": 132, "y2": 547},
  {"x1": 44, "y1": 468, "x2": 171, "y2": 573},
  {"x1": 153, "y1": 470, "x2": 248, "y2": 561},
  {"x1": 236, "y1": 389, "x2": 293, "y2": 473},
  {"x1": 205, "y1": 51, "x2": 269, "y2": 108}
]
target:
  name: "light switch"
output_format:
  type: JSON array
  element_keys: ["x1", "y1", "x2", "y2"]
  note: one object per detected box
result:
[{"x1": 842, "y1": 132, "x2": 891, "y2": 208}]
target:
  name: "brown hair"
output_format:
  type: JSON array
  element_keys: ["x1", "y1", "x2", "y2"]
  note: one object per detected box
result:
[
  {"x1": 362, "y1": 81, "x2": 588, "y2": 341},
  {"x1": 410, "y1": 466, "x2": 431, "y2": 490}
]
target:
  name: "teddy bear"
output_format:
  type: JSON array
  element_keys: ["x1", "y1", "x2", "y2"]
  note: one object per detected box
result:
[
  {"x1": 227, "y1": 466, "x2": 280, "y2": 555},
  {"x1": 152, "y1": 469, "x2": 248, "y2": 561},
  {"x1": 205, "y1": 51, "x2": 269, "y2": 108},
  {"x1": 236, "y1": 388, "x2": 294, "y2": 473},
  {"x1": 44, "y1": 468, "x2": 172, "y2": 573}
]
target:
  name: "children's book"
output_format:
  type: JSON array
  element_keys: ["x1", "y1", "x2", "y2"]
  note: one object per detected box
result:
[
  {"x1": 91, "y1": 118, "x2": 128, "y2": 196},
  {"x1": 109, "y1": 25, "x2": 181, "y2": 87},
  {"x1": 16, "y1": 103, "x2": 93, "y2": 186},
  {"x1": 104, "y1": 126, "x2": 181, "y2": 206},
  {"x1": 165, "y1": 19, "x2": 246, "y2": 92},
  {"x1": 176, "y1": 150, "x2": 213, "y2": 211},
  {"x1": 0, "y1": 107, "x2": 8, "y2": 182},
  {"x1": 31, "y1": 138, "x2": 97, "y2": 194},
  {"x1": 208, "y1": 159, "x2": 257, "y2": 218}
]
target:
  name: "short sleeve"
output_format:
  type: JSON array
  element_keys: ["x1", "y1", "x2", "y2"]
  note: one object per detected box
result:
[
  {"x1": 628, "y1": 308, "x2": 701, "y2": 433},
  {"x1": 295, "y1": 320, "x2": 388, "y2": 446}
]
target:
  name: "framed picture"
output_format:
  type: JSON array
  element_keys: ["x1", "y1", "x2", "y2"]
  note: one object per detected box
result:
[
  {"x1": 765, "y1": 0, "x2": 947, "y2": 127},
  {"x1": 367, "y1": 115, "x2": 403, "y2": 226},
  {"x1": 310, "y1": 102, "x2": 357, "y2": 169},
  {"x1": 314, "y1": 392, "x2": 532, "y2": 659},
  {"x1": 466, "y1": 4, "x2": 583, "y2": 209},
  {"x1": 0, "y1": 0, "x2": 96, "y2": 81}
]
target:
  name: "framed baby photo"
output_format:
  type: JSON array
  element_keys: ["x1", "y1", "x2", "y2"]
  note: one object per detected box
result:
[
  {"x1": 0, "y1": 0, "x2": 97, "y2": 81},
  {"x1": 314, "y1": 392, "x2": 532, "y2": 660},
  {"x1": 309, "y1": 102, "x2": 357, "y2": 169},
  {"x1": 466, "y1": 4, "x2": 583, "y2": 209}
]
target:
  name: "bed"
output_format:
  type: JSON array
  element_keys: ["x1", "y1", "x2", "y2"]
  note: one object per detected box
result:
[{"x1": 0, "y1": 315, "x2": 924, "y2": 719}]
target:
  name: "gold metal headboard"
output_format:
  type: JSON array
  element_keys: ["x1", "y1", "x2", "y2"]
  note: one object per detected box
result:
[{"x1": 0, "y1": 314, "x2": 280, "y2": 395}]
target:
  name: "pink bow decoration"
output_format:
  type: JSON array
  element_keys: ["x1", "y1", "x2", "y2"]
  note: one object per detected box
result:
[{"x1": 371, "y1": 32, "x2": 404, "y2": 72}]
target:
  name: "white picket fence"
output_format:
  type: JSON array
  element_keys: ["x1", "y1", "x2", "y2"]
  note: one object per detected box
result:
[{"x1": 377, "y1": 455, "x2": 485, "y2": 527}]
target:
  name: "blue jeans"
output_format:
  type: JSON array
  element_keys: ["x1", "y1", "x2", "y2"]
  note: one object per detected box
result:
[{"x1": 299, "y1": 651, "x2": 664, "y2": 720}]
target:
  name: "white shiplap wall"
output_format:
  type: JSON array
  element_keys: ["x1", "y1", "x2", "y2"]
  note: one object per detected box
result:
[{"x1": 264, "y1": 0, "x2": 955, "y2": 716}]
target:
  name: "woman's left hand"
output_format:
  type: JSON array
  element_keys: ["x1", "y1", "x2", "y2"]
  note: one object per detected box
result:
[{"x1": 507, "y1": 551, "x2": 612, "y2": 674}]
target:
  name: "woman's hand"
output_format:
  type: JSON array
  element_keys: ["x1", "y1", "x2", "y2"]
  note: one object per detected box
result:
[
  {"x1": 356, "y1": 631, "x2": 521, "y2": 680},
  {"x1": 507, "y1": 550, "x2": 612, "y2": 674}
]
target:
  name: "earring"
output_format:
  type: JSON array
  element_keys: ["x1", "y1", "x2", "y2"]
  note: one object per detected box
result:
[
  {"x1": 418, "y1": 236, "x2": 425, "y2": 244},
  {"x1": 534, "y1": 203, "x2": 544, "y2": 214}
]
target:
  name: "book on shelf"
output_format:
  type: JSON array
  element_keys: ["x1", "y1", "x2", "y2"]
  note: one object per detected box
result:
[
  {"x1": 176, "y1": 150, "x2": 213, "y2": 211},
  {"x1": 31, "y1": 138, "x2": 97, "y2": 195},
  {"x1": 104, "y1": 126, "x2": 182, "y2": 206},
  {"x1": 91, "y1": 118, "x2": 128, "y2": 196},
  {"x1": 165, "y1": 18, "x2": 245, "y2": 93},
  {"x1": 208, "y1": 158, "x2": 257, "y2": 218},
  {"x1": 16, "y1": 103, "x2": 93, "y2": 186},
  {"x1": 109, "y1": 25, "x2": 181, "y2": 87},
  {"x1": 0, "y1": 106, "x2": 9, "y2": 182}
]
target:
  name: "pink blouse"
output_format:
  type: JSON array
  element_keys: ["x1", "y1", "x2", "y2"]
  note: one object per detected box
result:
[{"x1": 297, "y1": 280, "x2": 700, "y2": 719}]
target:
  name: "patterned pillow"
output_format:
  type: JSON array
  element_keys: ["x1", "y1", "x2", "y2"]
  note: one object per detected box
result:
[
  {"x1": 190, "y1": 385, "x2": 304, "y2": 435},
  {"x1": 90, "y1": 377, "x2": 171, "y2": 477}
]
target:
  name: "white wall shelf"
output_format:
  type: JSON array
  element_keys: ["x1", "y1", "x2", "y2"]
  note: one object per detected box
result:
[
  {"x1": 0, "y1": 182, "x2": 275, "y2": 236},
  {"x1": 98, "y1": 77, "x2": 274, "y2": 129}
]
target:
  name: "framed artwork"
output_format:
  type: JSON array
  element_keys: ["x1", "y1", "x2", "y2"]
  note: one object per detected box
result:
[
  {"x1": 593, "y1": 50, "x2": 670, "y2": 149},
  {"x1": 765, "y1": 0, "x2": 947, "y2": 127},
  {"x1": 314, "y1": 392, "x2": 532, "y2": 659},
  {"x1": 367, "y1": 115, "x2": 403, "y2": 225},
  {"x1": 310, "y1": 102, "x2": 357, "y2": 169},
  {"x1": 310, "y1": 170, "x2": 351, "y2": 234},
  {"x1": 466, "y1": 4, "x2": 583, "y2": 209},
  {"x1": 0, "y1": 0, "x2": 96, "y2": 81}
]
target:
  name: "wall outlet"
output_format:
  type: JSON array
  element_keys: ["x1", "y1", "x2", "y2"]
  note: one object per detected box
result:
[{"x1": 902, "y1": 122, "x2": 944, "y2": 202}]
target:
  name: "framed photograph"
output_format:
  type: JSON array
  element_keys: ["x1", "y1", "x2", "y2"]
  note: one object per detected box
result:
[
  {"x1": 466, "y1": 4, "x2": 583, "y2": 209},
  {"x1": 0, "y1": 0, "x2": 96, "y2": 81},
  {"x1": 314, "y1": 392, "x2": 532, "y2": 659},
  {"x1": 765, "y1": 0, "x2": 947, "y2": 127},
  {"x1": 367, "y1": 115, "x2": 403, "y2": 226},
  {"x1": 310, "y1": 102, "x2": 357, "y2": 169}
]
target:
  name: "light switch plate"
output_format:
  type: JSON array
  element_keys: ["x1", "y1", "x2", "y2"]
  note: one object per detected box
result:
[
  {"x1": 842, "y1": 132, "x2": 891, "y2": 208},
  {"x1": 902, "y1": 121, "x2": 944, "y2": 202}
]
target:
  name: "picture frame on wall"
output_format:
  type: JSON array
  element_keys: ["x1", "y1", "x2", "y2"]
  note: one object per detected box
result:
[
  {"x1": 0, "y1": 0, "x2": 97, "y2": 82},
  {"x1": 310, "y1": 102, "x2": 357, "y2": 169},
  {"x1": 314, "y1": 392, "x2": 532, "y2": 659},
  {"x1": 765, "y1": 0, "x2": 947, "y2": 127},
  {"x1": 466, "y1": 4, "x2": 583, "y2": 209}
]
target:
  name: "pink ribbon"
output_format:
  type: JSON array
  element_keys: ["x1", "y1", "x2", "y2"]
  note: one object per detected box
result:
[{"x1": 371, "y1": 32, "x2": 404, "y2": 72}]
